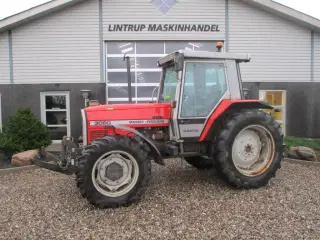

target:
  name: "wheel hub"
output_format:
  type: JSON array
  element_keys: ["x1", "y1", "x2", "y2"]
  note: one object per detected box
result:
[
  {"x1": 231, "y1": 125, "x2": 275, "y2": 177},
  {"x1": 105, "y1": 163, "x2": 123, "y2": 181},
  {"x1": 232, "y1": 130, "x2": 262, "y2": 168},
  {"x1": 92, "y1": 151, "x2": 139, "y2": 196}
]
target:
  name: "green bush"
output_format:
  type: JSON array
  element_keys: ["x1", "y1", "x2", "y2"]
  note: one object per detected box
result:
[{"x1": 0, "y1": 108, "x2": 52, "y2": 157}]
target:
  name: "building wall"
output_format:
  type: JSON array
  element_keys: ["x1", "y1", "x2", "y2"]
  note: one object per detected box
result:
[
  {"x1": 11, "y1": 0, "x2": 101, "y2": 84},
  {"x1": 243, "y1": 82, "x2": 318, "y2": 138},
  {"x1": 1, "y1": 0, "x2": 320, "y2": 139},
  {"x1": 102, "y1": 0, "x2": 226, "y2": 41},
  {"x1": 0, "y1": 83, "x2": 105, "y2": 137},
  {"x1": 314, "y1": 32, "x2": 320, "y2": 82},
  {"x1": 229, "y1": 0, "x2": 312, "y2": 83},
  {"x1": 0, "y1": 32, "x2": 10, "y2": 84}
]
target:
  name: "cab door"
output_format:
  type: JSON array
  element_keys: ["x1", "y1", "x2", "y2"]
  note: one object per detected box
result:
[{"x1": 176, "y1": 60, "x2": 229, "y2": 141}]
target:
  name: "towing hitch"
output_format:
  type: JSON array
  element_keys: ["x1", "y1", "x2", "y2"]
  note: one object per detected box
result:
[{"x1": 32, "y1": 136, "x2": 82, "y2": 175}]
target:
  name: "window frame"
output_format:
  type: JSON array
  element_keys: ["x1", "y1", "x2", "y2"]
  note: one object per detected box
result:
[
  {"x1": 105, "y1": 41, "x2": 223, "y2": 104},
  {"x1": 178, "y1": 59, "x2": 229, "y2": 119},
  {"x1": 40, "y1": 91, "x2": 71, "y2": 143}
]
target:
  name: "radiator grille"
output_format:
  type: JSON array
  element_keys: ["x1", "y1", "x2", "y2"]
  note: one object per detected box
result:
[{"x1": 90, "y1": 130, "x2": 108, "y2": 141}]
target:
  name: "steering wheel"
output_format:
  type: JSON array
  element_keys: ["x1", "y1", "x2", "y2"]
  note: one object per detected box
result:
[{"x1": 182, "y1": 94, "x2": 208, "y2": 117}]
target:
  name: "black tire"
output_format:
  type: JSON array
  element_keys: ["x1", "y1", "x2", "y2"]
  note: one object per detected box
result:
[
  {"x1": 184, "y1": 156, "x2": 214, "y2": 170},
  {"x1": 214, "y1": 109, "x2": 283, "y2": 189},
  {"x1": 75, "y1": 135, "x2": 151, "y2": 209}
]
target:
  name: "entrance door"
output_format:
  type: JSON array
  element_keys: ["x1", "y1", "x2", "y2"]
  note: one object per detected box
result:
[
  {"x1": 40, "y1": 91, "x2": 71, "y2": 142},
  {"x1": 177, "y1": 61, "x2": 228, "y2": 140}
]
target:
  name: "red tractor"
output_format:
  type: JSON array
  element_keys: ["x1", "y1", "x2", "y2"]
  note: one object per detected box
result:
[{"x1": 34, "y1": 43, "x2": 284, "y2": 208}]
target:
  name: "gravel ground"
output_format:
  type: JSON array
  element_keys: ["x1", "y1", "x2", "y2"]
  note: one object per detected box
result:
[{"x1": 0, "y1": 160, "x2": 319, "y2": 240}]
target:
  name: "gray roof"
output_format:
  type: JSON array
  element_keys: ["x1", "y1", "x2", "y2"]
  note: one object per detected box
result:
[
  {"x1": 157, "y1": 50, "x2": 251, "y2": 67},
  {"x1": 0, "y1": 0, "x2": 320, "y2": 33}
]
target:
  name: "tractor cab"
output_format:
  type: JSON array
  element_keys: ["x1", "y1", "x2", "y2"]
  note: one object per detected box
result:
[{"x1": 155, "y1": 46, "x2": 252, "y2": 140}]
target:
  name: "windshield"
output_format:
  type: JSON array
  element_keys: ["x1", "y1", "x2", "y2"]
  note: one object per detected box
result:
[{"x1": 159, "y1": 66, "x2": 179, "y2": 103}]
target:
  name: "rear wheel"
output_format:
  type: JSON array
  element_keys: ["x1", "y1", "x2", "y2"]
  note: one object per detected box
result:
[
  {"x1": 184, "y1": 156, "x2": 214, "y2": 170},
  {"x1": 214, "y1": 109, "x2": 283, "y2": 189},
  {"x1": 75, "y1": 135, "x2": 151, "y2": 208}
]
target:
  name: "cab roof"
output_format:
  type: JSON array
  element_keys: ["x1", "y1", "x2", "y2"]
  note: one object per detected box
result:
[{"x1": 157, "y1": 50, "x2": 251, "y2": 67}]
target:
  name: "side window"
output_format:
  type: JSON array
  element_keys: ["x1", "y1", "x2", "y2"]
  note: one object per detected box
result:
[
  {"x1": 159, "y1": 67, "x2": 179, "y2": 103},
  {"x1": 180, "y1": 62, "x2": 227, "y2": 118}
]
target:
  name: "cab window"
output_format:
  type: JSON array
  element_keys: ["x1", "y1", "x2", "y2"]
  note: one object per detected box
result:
[
  {"x1": 180, "y1": 62, "x2": 227, "y2": 118},
  {"x1": 159, "y1": 66, "x2": 179, "y2": 103}
]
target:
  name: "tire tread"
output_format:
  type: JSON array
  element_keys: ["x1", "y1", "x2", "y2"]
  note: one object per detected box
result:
[
  {"x1": 214, "y1": 109, "x2": 283, "y2": 189},
  {"x1": 75, "y1": 135, "x2": 151, "y2": 208}
]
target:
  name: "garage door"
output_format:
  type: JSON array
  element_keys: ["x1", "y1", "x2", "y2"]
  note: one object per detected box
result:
[{"x1": 105, "y1": 41, "x2": 221, "y2": 104}]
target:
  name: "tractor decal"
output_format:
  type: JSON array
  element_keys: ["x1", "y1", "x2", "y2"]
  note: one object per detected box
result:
[{"x1": 90, "y1": 119, "x2": 170, "y2": 126}]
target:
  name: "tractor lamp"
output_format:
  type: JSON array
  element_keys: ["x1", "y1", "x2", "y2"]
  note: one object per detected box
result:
[
  {"x1": 216, "y1": 42, "x2": 223, "y2": 52},
  {"x1": 80, "y1": 90, "x2": 91, "y2": 107}
]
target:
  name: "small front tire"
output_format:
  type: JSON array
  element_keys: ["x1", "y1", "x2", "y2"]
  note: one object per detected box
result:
[{"x1": 75, "y1": 135, "x2": 151, "y2": 208}]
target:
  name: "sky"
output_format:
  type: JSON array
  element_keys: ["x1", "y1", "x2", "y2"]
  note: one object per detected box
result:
[{"x1": 0, "y1": 0, "x2": 319, "y2": 21}]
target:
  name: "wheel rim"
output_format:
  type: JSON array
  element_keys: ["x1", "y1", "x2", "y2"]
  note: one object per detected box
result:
[
  {"x1": 91, "y1": 150, "x2": 139, "y2": 197},
  {"x1": 231, "y1": 125, "x2": 275, "y2": 177}
]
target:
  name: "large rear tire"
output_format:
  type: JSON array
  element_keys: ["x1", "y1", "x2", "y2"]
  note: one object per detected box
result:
[
  {"x1": 75, "y1": 135, "x2": 151, "y2": 208},
  {"x1": 184, "y1": 156, "x2": 214, "y2": 170},
  {"x1": 214, "y1": 109, "x2": 283, "y2": 189}
]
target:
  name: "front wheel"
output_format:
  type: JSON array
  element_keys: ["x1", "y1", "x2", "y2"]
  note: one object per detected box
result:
[
  {"x1": 75, "y1": 135, "x2": 151, "y2": 208},
  {"x1": 214, "y1": 109, "x2": 283, "y2": 189}
]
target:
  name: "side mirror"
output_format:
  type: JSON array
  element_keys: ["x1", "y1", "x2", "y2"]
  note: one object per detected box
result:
[{"x1": 151, "y1": 86, "x2": 159, "y2": 102}]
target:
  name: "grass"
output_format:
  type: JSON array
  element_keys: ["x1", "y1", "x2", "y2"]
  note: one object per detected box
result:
[{"x1": 284, "y1": 136, "x2": 320, "y2": 152}]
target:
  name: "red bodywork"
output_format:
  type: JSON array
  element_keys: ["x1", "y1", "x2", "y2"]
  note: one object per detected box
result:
[
  {"x1": 84, "y1": 99, "x2": 265, "y2": 144},
  {"x1": 199, "y1": 99, "x2": 261, "y2": 141},
  {"x1": 85, "y1": 103, "x2": 171, "y2": 144}
]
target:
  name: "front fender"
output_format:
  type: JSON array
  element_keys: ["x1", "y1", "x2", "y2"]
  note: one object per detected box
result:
[{"x1": 114, "y1": 124, "x2": 165, "y2": 166}]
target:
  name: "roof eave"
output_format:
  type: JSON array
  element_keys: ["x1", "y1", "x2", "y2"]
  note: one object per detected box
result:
[
  {"x1": 241, "y1": 0, "x2": 320, "y2": 32},
  {"x1": 0, "y1": 0, "x2": 86, "y2": 33}
]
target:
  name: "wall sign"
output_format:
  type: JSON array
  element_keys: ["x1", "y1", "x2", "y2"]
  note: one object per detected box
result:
[{"x1": 107, "y1": 24, "x2": 220, "y2": 32}]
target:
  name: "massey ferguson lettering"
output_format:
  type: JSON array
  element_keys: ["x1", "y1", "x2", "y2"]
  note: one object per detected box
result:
[
  {"x1": 128, "y1": 120, "x2": 168, "y2": 124},
  {"x1": 90, "y1": 119, "x2": 169, "y2": 126}
]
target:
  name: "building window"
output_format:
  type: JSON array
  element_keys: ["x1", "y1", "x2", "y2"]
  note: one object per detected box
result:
[
  {"x1": 40, "y1": 91, "x2": 71, "y2": 142},
  {"x1": 105, "y1": 41, "x2": 222, "y2": 104},
  {"x1": 259, "y1": 90, "x2": 286, "y2": 136}
]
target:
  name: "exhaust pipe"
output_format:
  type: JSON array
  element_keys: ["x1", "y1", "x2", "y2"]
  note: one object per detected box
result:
[{"x1": 123, "y1": 54, "x2": 133, "y2": 104}]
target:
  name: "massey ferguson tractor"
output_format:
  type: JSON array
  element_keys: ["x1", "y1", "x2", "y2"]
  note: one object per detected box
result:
[{"x1": 33, "y1": 43, "x2": 284, "y2": 209}]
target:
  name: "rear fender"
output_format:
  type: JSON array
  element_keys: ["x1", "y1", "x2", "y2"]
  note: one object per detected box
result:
[
  {"x1": 114, "y1": 124, "x2": 165, "y2": 166},
  {"x1": 199, "y1": 100, "x2": 273, "y2": 141}
]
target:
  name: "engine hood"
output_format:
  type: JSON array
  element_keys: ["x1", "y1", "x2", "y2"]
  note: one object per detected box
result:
[{"x1": 84, "y1": 103, "x2": 171, "y2": 127}]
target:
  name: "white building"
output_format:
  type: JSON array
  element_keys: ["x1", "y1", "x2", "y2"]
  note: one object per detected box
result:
[{"x1": 0, "y1": 0, "x2": 320, "y2": 140}]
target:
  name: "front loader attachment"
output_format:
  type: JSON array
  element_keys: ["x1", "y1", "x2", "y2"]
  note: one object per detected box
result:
[{"x1": 32, "y1": 136, "x2": 82, "y2": 175}]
